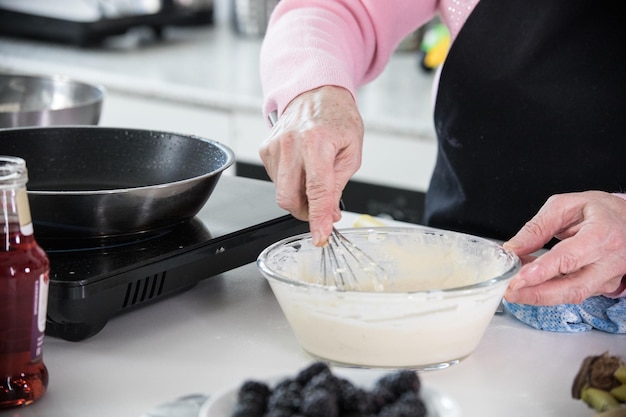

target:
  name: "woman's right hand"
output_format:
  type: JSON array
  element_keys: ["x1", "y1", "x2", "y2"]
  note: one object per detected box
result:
[{"x1": 259, "y1": 85, "x2": 364, "y2": 246}]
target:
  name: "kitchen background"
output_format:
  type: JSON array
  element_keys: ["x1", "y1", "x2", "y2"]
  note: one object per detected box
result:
[{"x1": 0, "y1": 0, "x2": 438, "y2": 223}]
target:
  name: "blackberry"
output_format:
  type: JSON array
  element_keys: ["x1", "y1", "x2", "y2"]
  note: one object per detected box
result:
[
  {"x1": 232, "y1": 380, "x2": 271, "y2": 417},
  {"x1": 272, "y1": 377, "x2": 302, "y2": 396},
  {"x1": 370, "y1": 371, "x2": 421, "y2": 410},
  {"x1": 295, "y1": 362, "x2": 330, "y2": 386},
  {"x1": 238, "y1": 380, "x2": 272, "y2": 399},
  {"x1": 263, "y1": 409, "x2": 297, "y2": 417},
  {"x1": 233, "y1": 366, "x2": 424, "y2": 417},
  {"x1": 302, "y1": 369, "x2": 341, "y2": 399},
  {"x1": 267, "y1": 378, "x2": 303, "y2": 412},
  {"x1": 370, "y1": 385, "x2": 396, "y2": 410},
  {"x1": 337, "y1": 377, "x2": 377, "y2": 414},
  {"x1": 232, "y1": 402, "x2": 266, "y2": 417},
  {"x1": 342, "y1": 414, "x2": 376, "y2": 417},
  {"x1": 377, "y1": 391, "x2": 427, "y2": 417},
  {"x1": 374, "y1": 371, "x2": 421, "y2": 398},
  {"x1": 299, "y1": 387, "x2": 339, "y2": 417}
]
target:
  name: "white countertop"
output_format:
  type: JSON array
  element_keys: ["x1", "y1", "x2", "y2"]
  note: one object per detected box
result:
[
  {"x1": 0, "y1": 213, "x2": 623, "y2": 417},
  {"x1": 0, "y1": 24, "x2": 436, "y2": 140}
]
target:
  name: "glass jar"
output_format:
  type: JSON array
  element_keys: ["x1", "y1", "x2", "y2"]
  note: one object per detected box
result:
[{"x1": 0, "y1": 156, "x2": 49, "y2": 409}]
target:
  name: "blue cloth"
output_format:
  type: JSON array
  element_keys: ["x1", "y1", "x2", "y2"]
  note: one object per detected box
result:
[{"x1": 503, "y1": 296, "x2": 626, "y2": 334}]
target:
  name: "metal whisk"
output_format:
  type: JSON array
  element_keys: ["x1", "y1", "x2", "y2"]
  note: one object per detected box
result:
[
  {"x1": 265, "y1": 115, "x2": 387, "y2": 290},
  {"x1": 320, "y1": 227, "x2": 390, "y2": 291}
]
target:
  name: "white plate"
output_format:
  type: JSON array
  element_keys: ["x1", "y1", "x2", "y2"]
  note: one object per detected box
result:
[{"x1": 199, "y1": 370, "x2": 461, "y2": 417}]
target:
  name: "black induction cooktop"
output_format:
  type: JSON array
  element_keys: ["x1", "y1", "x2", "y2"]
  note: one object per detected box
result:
[{"x1": 41, "y1": 175, "x2": 307, "y2": 341}]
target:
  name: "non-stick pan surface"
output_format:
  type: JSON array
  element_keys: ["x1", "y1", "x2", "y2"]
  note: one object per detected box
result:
[{"x1": 0, "y1": 126, "x2": 235, "y2": 238}]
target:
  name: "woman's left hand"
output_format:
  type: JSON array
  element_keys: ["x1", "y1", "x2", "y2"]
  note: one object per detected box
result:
[{"x1": 503, "y1": 191, "x2": 626, "y2": 305}]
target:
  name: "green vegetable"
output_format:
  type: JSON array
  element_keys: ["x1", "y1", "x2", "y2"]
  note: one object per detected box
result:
[
  {"x1": 573, "y1": 353, "x2": 625, "y2": 399},
  {"x1": 581, "y1": 387, "x2": 621, "y2": 413},
  {"x1": 615, "y1": 366, "x2": 626, "y2": 385},
  {"x1": 610, "y1": 385, "x2": 626, "y2": 403},
  {"x1": 592, "y1": 407, "x2": 626, "y2": 417}
]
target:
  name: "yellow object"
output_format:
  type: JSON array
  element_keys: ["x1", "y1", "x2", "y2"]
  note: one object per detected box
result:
[
  {"x1": 593, "y1": 407, "x2": 626, "y2": 417},
  {"x1": 353, "y1": 214, "x2": 387, "y2": 228},
  {"x1": 582, "y1": 387, "x2": 621, "y2": 412},
  {"x1": 424, "y1": 35, "x2": 451, "y2": 68},
  {"x1": 421, "y1": 23, "x2": 451, "y2": 69},
  {"x1": 610, "y1": 385, "x2": 626, "y2": 402},
  {"x1": 615, "y1": 365, "x2": 626, "y2": 384}
]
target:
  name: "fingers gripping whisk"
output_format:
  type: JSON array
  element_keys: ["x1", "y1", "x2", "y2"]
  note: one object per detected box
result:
[{"x1": 320, "y1": 227, "x2": 390, "y2": 291}]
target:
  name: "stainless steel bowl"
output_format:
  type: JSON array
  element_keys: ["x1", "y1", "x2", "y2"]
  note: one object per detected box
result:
[{"x1": 0, "y1": 74, "x2": 105, "y2": 128}]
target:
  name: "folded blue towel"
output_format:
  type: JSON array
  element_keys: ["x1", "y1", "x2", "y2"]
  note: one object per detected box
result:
[{"x1": 503, "y1": 296, "x2": 626, "y2": 334}]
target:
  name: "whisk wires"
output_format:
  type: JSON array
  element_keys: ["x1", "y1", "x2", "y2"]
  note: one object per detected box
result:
[{"x1": 320, "y1": 227, "x2": 389, "y2": 291}]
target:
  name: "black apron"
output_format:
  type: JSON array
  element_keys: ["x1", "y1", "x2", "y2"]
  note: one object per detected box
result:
[{"x1": 424, "y1": 0, "x2": 626, "y2": 242}]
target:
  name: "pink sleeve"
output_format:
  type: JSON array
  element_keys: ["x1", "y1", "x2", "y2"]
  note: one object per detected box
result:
[{"x1": 259, "y1": 0, "x2": 437, "y2": 122}]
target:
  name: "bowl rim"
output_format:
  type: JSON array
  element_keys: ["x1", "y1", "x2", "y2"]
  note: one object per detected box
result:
[
  {"x1": 0, "y1": 73, "x2": 106, "y2": 113},
  {"x1": 257, "y1": 226, "x2": 522, "y2": 294},
  {"x1": 0, "y1": 125, "x2": 236, "y2": 195}
]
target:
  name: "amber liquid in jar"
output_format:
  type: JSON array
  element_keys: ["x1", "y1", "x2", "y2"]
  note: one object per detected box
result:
[{"x1": 0, "y1": 157, "x2": 49, "y2": 409}]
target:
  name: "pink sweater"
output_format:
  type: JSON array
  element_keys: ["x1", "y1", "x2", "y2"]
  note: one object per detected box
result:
[
  {"x1": 260, "y1": 0, "x2": 478, "y2": 120},
  {"x1": 260, "y1": 0, "x2": 626, "y2": 299}
]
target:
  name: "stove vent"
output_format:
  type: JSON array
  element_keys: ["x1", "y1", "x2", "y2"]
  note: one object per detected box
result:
[{"x1": 122, "y1": 272, "x2": 166, "y2": 308}]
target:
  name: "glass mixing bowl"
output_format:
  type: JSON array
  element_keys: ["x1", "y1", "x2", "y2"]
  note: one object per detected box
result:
[{"x1": 257, "y1": 226, "x2": 521, "y2": 370}]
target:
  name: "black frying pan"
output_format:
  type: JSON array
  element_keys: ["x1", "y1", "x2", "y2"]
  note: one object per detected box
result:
[{"x1": 0, "y1": 126, "x2": 235, "y2": 238}]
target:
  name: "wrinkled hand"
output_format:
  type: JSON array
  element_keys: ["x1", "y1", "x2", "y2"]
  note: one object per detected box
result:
[
  {"x1": 259, "y1": 86, "x2": 364, "y2": 246},
  {"x1": 503, "y1": 191, "x2": 626, "y2": 305}
]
